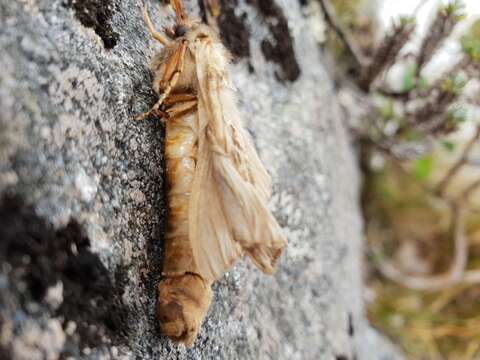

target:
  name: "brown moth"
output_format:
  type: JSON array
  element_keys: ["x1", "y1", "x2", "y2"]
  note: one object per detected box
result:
[{"x1": 137, "y1": 0, "x2": 287, "y2": 347}]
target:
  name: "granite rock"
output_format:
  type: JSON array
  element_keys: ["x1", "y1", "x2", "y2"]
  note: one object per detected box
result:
[{"x1": 0, "y1": 0, "x2": 403, "y2": 359}]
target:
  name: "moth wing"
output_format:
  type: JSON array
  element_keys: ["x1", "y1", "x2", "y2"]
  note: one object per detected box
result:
[{"x1": 189, "y1": 40, "x2": 287, "y2": 281}]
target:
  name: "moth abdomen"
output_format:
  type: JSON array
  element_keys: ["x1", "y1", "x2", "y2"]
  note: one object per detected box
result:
[
  {"x1": 157, "y1": 273, "x2": 212, "y2": 347},
  {"x1": 163, "y1": 113, "x2": 198, "y2": 277},
  {"x1": 159, "y1": 106, "x2": 212, "y2": 343}
]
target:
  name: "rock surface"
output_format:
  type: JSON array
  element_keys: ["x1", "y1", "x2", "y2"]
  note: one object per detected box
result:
[{"x1": 0, "y1": 0, "x2": 403, "y2": 359}]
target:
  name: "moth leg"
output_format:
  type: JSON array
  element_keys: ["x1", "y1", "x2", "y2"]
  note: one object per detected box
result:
[
  {"x1": 157, "y1": 40, "x2": 188, "y2": 104},
  {"x1": 166, "y1": 99, "x2": 197, "y2": 120},
  {"x1": 134, "y1": 41, "x2": 188, "y2": 121},
  {"x1": 171, "y1": 0, "x2": 187, "y2": 23},
  {"x1": 133, "y1": 96, "x2": 195, "y2": 122},
  {"x1": 164, "y1": 93, "x2": 197, "y2": 106},
  {"x1": 133, "y1": 107, "x2": 168, "y2": 121},
  {"x1": 143, "y1": 4, "x2": 170, "y2": 46},
  {"x1": 164, "y1": 92, "x2": 197, "y2": 114}
]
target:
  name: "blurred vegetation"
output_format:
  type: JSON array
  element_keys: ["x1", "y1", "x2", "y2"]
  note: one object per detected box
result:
[
  {"x1": 369, "y1": 283, "x2": 480, "y2": 358},
  {"x1": 319, "y1": 0, "x2": 480, "y2": 358},
  {"x1": 325, "y1": 0, "x2": 376, "y2": 72},
  {"x1": 365, "y1": 163, "x2": 480, "y2": 358},
  {"x1": 462, "y1": 19, "x2": 480, "y2": 61}
]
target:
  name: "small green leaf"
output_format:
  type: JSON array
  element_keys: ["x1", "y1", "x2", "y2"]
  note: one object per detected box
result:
[
  {"x1": 467, "y1": 19, "x2": 480, "y2": 38},
  {"x1": 461, "y1": 20, "x2": 480, "y2": 62},
  {"x1": 412, "y1": 155, "x2": 434, "y2": 181},
  {"x1": 402, "y1": 64, "x2": 418, "y2": 92},
  {"x1": 462, "y1": 36, "x2": 480, "y2": 62},
  {"x1": 399, "y1": 16, "x2": 415, "y2": 27},
  {"x1": 418, "y1": 77, "x2": 428, "y2": 91},
  {"x1": 441, "y1": 75, "x2": 466, "y2": 95},
  {"x1": 442, "y1": 0, "x2": 466, "y2": 21},
  {"x1": 449, "y1": 106, "x2": 468, "y2": 123},
  {"x1": 404, "y1": 130, "x2": 423, "y2": 141},
  {"x1": 380, "y1": 100, "x2": 395, "y2": 120},
  {"x1": 441, "y1": 140, "x2": 456, "y2": 152}
]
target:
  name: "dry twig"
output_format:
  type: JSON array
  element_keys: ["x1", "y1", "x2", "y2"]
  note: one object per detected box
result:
[
  {"x1": 376, "y1": 203, "x2": 471, "y2": 291},
  {"x1": 416, "y1": 5, "x2": 463, "y2": 75},
  {"x1": 435, "y1": 127, "x2": 480, "y2": 195},
  {"x1": 317, "y1": 0, "x2": 366, "y2": 70},
  {"x1": 460, "y1": 179, "x2": 480, "y2": 200},
  {"x1": 359, "y1": 19, "x2": 416, "y2": 91}
]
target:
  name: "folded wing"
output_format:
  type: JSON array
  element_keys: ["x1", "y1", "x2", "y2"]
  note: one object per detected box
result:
[{"x1": 189, "y1": 40, "x2": 287, "y2": 281}]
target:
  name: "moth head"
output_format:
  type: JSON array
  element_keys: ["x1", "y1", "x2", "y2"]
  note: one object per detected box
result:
[
  {"x1": 169, "y1": 0, "x2": 216, "y2": 41},
  {"x1": 173, "y1": 24, "x2": 188, "y2": 37},
  {"x1": 164, "y1": 23, "x2": 189, "y2": 40},
  {"x1": 157, "y1": 274, "x2": 212, "y2": 347}
]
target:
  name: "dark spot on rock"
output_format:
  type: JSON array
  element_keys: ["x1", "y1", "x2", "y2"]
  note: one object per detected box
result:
[
  {"x1": 0, "y1": 193, "x2": 129, "y2": 352},
  {"x1": 198, "y1": 0, "x2": 209, "y2": 24},
  {"x1": 0, "y1": 344, "x2": 12, "y2": 360},
  {"x1": 218, "y1": 1, "x2": 251, "y2": 59},
  {"x1": 200, "y1": 0, "x2": 251, "y2": 59},
  {"x1": 248, "y1": 0, "x2": 301, "y2": 82},
  {"x1": 65, "y1": 0, "x2": 119, "y2": 50},
  {"x1": 298, "y1": 0, "x2": 308, "y2": 7},
  {"x1": 348, "y1": 312, "x2": 354, "y2": 336},
  {"x1": 335, "y1": 355, "x2": 349, "y2": 360},
  {"x1": 115, "y1": 138, "x2": 127, "y2": 151},
  {"x1": 0, "y1": 194, "x2": 60, "y2": 302}
]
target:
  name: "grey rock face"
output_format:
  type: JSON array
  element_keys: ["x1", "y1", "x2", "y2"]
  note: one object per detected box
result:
[{"x1": 0, "y1": 0, "x2": 403, "y2": 359}]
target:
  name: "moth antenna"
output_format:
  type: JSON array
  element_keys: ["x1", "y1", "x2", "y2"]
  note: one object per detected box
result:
[
  {"x1": 143, "y1": 3, "x2": 171, "y2": 46},
  {"x1": 171, "y1": 0, "x2": 187, "y2": 24}
]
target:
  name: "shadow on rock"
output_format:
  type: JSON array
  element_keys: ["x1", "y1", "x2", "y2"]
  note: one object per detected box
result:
[{"x1": 0, "y1": 193, "x2": 130, "y2": 355}]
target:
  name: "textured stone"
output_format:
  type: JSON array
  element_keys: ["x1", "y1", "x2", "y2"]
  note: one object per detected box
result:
[{"x1": 0, "y1": 0, "x2": 403, "y2": 359}]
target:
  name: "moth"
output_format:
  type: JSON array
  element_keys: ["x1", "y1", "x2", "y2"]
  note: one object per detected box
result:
[{"x1": 137, "y1": 0, "x2": 287, "y2": 346}]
